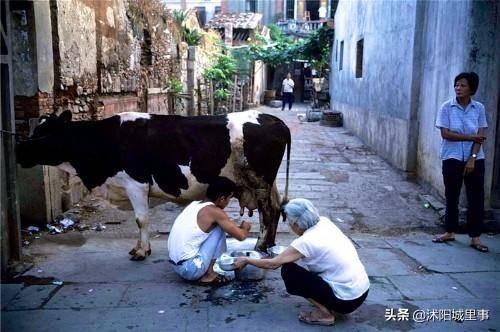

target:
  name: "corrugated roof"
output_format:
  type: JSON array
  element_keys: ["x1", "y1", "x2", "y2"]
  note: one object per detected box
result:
[{"x1": 205, "y1": 12, "x2": 262, "y2": 30}]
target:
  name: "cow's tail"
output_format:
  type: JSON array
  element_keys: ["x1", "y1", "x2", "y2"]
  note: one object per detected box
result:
[{"x1": 280, "y1": 127, "x2": 291, "y2": 214}]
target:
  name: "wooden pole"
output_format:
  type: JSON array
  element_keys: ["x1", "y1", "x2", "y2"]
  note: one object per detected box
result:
[
  {"x1": 240, "y1": 84, "x2": 244, "y2": 111},
  {"x1": 196, "y1": 79, "x2": 202, "y2": 116},
  {"x1": 232, "y1": 75, "x2": 238, "y2": 113},
  {"x1": 209, "y1": 80, "x2": 214, "y2": 115}
]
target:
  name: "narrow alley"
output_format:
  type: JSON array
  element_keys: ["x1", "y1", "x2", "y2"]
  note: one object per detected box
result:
[{"x1": 2, "y1": 104, "x2": 498, "y2": 331}]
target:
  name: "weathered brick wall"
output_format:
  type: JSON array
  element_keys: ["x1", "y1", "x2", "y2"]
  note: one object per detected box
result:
[
  {"x1": 49, "y1": 0, "x2": 185, "y2": 120},
  {"x1": 13, "y1": 0, "x2": 222, "y2": 219}
]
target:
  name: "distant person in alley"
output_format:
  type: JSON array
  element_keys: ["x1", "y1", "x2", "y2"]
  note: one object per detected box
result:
[
  {"x1": 235, "y1": 198, "x2": 369, "y2": 326},
  {"x1": 168, "y1": 177, "x2": 251, "y2": 286},
  {"x1": 433, "y1": 72, "x2": 489, "y2": 253},
  {"x1": 282, "y1": 72, "x2": 295, "y2": 111}
]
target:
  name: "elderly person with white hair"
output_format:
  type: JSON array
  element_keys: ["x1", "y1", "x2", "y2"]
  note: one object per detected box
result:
[{"x1": 234, "y1": 198, "x2": 370, "y2": 326}]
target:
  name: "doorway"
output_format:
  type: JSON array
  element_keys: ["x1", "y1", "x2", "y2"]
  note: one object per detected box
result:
[{"x1": 306, "y1": 0, "x2": 320, "y2": 20}]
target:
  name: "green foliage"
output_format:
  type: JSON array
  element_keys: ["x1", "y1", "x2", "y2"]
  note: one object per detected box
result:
[
  {"x1": 164, "y1": 78, "x2": 183, "y2": 94},
  {"x1": 184, "y1": 27, "x2": 201, "y2": 46},
  {"x1": 203, "y1": 48, "x2": 237, "y2": 102},
  {"x1": 173, "y1": 9, "x2": 202, "y2": 46},
  {"x1": 214, "y1": 88, "x2": 231, "y2": 101},
  {"x1": 248, "y1": 26, "x2": 333, "y2": 74},
  {"x1": 172, "y1": 9, "x2": 187, "y2": 27},
  {"x1": 203, "y1": 51, "x2": 236, "y2": 86},
  {"x1": 268, "y1": 24, "x2": 293, "y2": 44}
]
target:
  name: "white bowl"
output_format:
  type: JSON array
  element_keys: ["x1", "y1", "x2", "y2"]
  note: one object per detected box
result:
[{"x1": 217, "y1": 256, "x2": 237, "y2": 271}]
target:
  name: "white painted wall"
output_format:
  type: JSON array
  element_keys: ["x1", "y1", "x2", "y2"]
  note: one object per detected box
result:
[
  {"x1": 330, "y1": 0, "x2": 499, "y2": 206},
  {"x1": 330, "y1": 0, "x2": 419, "y2": 169},
  {"x1": 416, "y1": 1, "x2": 499, "y2": 205}
]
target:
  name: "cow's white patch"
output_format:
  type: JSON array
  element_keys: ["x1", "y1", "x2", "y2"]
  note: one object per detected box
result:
[
  {"x1": 179, "y1": 164, "x2": 191, "y2": 178},
  {"x1": 119, "y1": 112, "x2": 151, "y2": 124},
  {"x1": 56, "y1": 162, "x2": 77, "y2": 175},
  {"x1": 106, "y1": 171, "x2": 149, "y2": 218},
  {"x1": 226, "y1": 110, "x2": 260, "y2": 144},
  {"x1": 149, "y1": 163, "x2": 207, "y2": 203}
]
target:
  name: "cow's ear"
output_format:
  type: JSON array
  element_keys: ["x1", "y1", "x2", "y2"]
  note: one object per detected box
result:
[{"x1": 59, "y1": 110, "x2": 73, "y2": 123}]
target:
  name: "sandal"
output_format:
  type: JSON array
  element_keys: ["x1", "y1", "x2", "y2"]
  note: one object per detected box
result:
[
  {"x1": 432, "y1": 235, "x2": 455, "y2": 243},
  {"x1": 298, "y1": 311, "x2": 335, "y2": 326},
  {"x1": 196, "y1": 274, "x2": 231, "y2": 287},
  {"x1": 470, "y1": 243, "x2": 489, "y2": 253}
]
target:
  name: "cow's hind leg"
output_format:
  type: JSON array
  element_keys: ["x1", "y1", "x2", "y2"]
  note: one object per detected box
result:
[
  {"x1": 125, "y1": 181, "x2": 152, "y2": 261},
  {"x1": 255, "y1": 183, "x2": 281, "y2": 252}
]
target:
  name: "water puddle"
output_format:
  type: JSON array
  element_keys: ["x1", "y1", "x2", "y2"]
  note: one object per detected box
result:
[
  {"x1": 11, "y1": 275, "x2": 57, "y2": 285},
  {"x1": 202, "y1": 281, "x2": 273, "y2": 305}
]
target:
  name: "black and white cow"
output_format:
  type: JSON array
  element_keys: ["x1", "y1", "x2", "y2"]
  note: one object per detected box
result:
[{"x1": 17, "y1": 110, "x2": 290, "y2": 260}]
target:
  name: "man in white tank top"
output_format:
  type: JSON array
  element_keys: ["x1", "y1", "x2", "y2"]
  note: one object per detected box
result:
[{"x1": 168, "y1": 177, "x2": 251, "y2": 286}]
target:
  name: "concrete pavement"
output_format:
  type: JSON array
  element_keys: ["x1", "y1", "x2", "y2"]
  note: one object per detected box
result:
[{"x1": 2, "y1": 104, "x2": 499, "y2": 331}]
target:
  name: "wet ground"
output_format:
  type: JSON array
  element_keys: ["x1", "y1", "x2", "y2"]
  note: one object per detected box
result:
[{"x1": 2, "y1": 104, "x2": 499, "y2": 331}]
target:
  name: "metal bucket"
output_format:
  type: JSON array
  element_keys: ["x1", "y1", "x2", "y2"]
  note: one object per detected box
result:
[
  {"x1": 306, "y1": 109, "x2": 322, "y2": 122},
  {"x1": 231, "y1": 250, "x2": 267, "y2": 281}
]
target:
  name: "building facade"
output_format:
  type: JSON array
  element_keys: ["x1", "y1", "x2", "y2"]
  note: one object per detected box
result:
[{"x1": 330, "y1": 0, "x2": 499, "y2": 208}]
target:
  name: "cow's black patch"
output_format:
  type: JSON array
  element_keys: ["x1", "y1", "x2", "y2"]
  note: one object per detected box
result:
[
  {"x1": 242, "y1": 114, "x2": 291, "y2": 185},
  {"x1": 66, "y1": 116, "x2": 122, "y2": 188},
  {"x1": 18, "y1": 113, "x2": 234, "y2": 196},
  {"x1": 18, "y1": 112, "x2": 290, "y2": 202}
]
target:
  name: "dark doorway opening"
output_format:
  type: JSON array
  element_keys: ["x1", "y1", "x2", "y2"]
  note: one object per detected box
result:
[
  {"x1": 306, "y1": 0, "x2": 320, "y2": 20},
  {"x1": 196, "y1": 7, "x2": 206, "y2": 27}
]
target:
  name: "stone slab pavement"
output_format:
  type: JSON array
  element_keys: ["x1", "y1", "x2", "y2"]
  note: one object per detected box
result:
[{"x1": 2, "y1": 105, "x2": 499, "y2": 331}]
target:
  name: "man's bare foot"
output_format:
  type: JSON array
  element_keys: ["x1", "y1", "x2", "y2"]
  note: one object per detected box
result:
[
  {"x1": 197, "y1": 274, "x2": 231, "y2": 287},
  {"x1": 199, "y1": 271, "x2": 219, "y2": 283}
]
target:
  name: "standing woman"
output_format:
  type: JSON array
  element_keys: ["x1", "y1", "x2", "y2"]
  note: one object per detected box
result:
[
  {"x1": 433, "y1": 72, "x2": 489, "y2": 252},
  {"x1": 235, "y1": 199, "x2": 369, "y2": 326}
]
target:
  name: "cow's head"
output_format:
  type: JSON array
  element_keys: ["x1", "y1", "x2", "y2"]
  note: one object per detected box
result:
[{"x1": 17, "y1": 110, "x2": 72, "y2": 168}]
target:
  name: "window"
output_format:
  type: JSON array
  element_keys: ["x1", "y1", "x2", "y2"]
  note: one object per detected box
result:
[
  {"x1": 355, "y1": 38, "x2": 364, "y2": 78},
  {"x1": 334, "y1": 39, "x2": 337, "y2": 62},
  {"x1": 214, "y1": 6, "x2": 221, "y2": 15},
  {"x1": 286, "y1": 0, "x2": 294, "y2": 19},
  {"x1": 247, "y1": 0, "x2": 257, "y2": 13},
  {"x1": 339, "y1": 40, "x2": 344, "y2": 71}
]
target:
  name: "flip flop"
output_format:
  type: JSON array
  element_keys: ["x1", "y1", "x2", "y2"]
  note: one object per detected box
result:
[
  {"x1": 298, "y1": 311, "x2": 335, "y2": 326},
  {"x1": 196, "y1": 274, "x2": 231, "y2": 287},
  {"x1": 470, "y1": 243, "x2": 489, "y2": 253},
  {"x1": 432, "y1": 236, "x2": 455, "y2": 243}
]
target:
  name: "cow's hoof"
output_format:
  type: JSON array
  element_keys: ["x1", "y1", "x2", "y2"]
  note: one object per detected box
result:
[
  {"x1": 130, "y1": 254, "x2": 146, "y2": 261},
  {"x1": 146, "y1": 249, "x2": 152, "y2": 256},
  {"x1": 129, "y1": 248, "x2": 137, "y2": 256}
]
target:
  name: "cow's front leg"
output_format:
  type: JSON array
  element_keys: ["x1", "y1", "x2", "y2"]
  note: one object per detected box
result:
[
  {"x1": 125, "y1": 181, "x2": 151, "y2": 261},
  {"x1": 255, "y1": 185, "x2": 281, "y2": 252}
]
